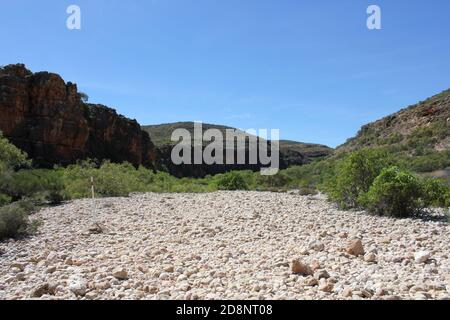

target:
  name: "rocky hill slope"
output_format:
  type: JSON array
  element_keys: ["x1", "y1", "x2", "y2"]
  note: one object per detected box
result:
[
  {"x1": 144, "y1": 122, "x2": 332, "y2": 160},
  {"x1": 143, "y1": 122, "x2": 333, "y2": 177},
  {"x1": 337, "y1": 89, "x2": 450, "y2": 153},
  {"x1": 0, "y1": 64, "x2": 157, "y2": 168}
]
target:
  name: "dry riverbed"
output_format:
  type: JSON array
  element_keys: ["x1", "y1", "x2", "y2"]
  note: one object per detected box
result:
[{"x1": 0, "y1": 191, "x2": 449, "y2": 300}]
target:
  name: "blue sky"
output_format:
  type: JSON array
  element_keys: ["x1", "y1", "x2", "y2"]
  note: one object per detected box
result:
[{"x1": 1, "y1": 0, "x2": 449, "y2": 147}]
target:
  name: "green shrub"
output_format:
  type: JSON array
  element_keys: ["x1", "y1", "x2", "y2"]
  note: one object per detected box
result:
[
  {"x1": 0, "y1": 169, "x2": 65, "y2": 204},
  {"x1": 327, "y1": 149, "x2": 393, "y2": 208},
  {"x1": 359, "y1": 166, "x2": 424, "y2": 217},
  {"x1": 0, "y1": 194, "x2": 11, "y2": 206},
  {"x1": 256, "y1": 172, "x2": 293, "y2": 189},
  {"x1": 399, "y1": 150, "x2": 450, "y2": 173},
  {"x1": 298, "y1": 187, "x2": 319, "y2": 196},
  {"x1": 281, "y1": 158, "x2": 337, "y2": 189},
  {"x1": 421, "y1": 178, "x2": 450, "y2": 207},
  {"x1": 63, "y1": 161, "x2": 146, "y2": 198},
  {"x1": 216, "y1": 171, "x2": 249, "y2": 190},
  {"x1": 407, "y1": 121, "x2": 449, "y2": 149},
  {"x1": 0, "y1": 133, "x2": 31, "y2": 170},
  {"x1": 0, "y1": 201, "x2": 36, "y2": 240}
]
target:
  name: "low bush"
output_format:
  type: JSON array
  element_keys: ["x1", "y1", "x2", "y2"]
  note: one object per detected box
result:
[
  {"x1": 298, "y1": 187, "x2": 319, "y2": 196},
  {"x1": 63, "y1": 161, "x2": 146, "y2": 198},
  {"x1": 326, "y1": 149, "x2": 393, "y2": 209},
  {"x1": 0, "y1": 194, "x2": 11, "y2": 206},
  {"x1": 421, "y1": 178, "x2": 450, "y2": 207},
  {"x1": 0, "y1": 201, "x2": 36, "y2": 240},
  {"x1": 0, "y1": 169, "x2": 65, "y2": 204},
  {"x1": 359, "y1": 166, "x2": 425, "y2": 217},
  {"x1": 215, "y1": 171, "x2": 249, "y2": 190},
  {"x1": 256, "y1": 171, "x2": 293, "y2": 189}
]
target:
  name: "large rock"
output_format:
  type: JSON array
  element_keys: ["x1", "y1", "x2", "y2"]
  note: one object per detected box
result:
[
  {"x1": 0, "y1": 64, "x2": 157, "y2": 168},
  {"x1": 346, "y1": 239, "x2": 365, "y2": 257}
]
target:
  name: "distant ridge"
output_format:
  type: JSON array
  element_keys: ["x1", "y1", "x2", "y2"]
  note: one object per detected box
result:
[{"x1": 142, "y1": 121, "x2": 333, "y2": 161}]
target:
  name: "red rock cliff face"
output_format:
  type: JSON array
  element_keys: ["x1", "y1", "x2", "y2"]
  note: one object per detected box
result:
[{"x1": 0, "y1": 64, "x2": 156, "y2": 168}]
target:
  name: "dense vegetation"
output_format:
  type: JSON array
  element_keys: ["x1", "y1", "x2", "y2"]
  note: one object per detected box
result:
[
  {"x1": 0, "y1": 131, "x2": 449, "y2": 241},
  {"x1": 325, "y1": 149, "x2": 449, "y2": 217}
]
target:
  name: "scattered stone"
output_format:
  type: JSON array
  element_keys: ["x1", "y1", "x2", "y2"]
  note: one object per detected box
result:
[
  {"x1": 346, "y1": 239, "x2": 365, "y2": 256},
  {"x1": 364, "y1": 252, "x2": 377, "y2": 263},
  {"x1": 380, "y1": 237, "x2": 391, "y2": 244},
  {"x1": 68, "y1": 279, "x2": 87, "y2": 297},
  {"x1": 309, "y1": 240, "x2": 325, "y2": 252},
  {"x1": 46, "y1": 252, "x2": 58, "y2": 262},
  {"x1": 339, "y1": 232, "x2": 348, "y2": 239},
  {"x1": 0, "y1": 192, "x2": 448, "y2": 300},
  {"x1": 414, "y1": 251, "x2": 431, "y2": 264},
  {"x1": 342, "y1": 287, "x2": 353, "y2": 297},
  {"x1": 361, "y1": 289, "x2": 373, "y2": 298},
  {"x1": 95, "y1": 281, "x2": 111, "y2": 290},
  {"x1": 31, "y1": 283, "x2": 56, "y2": 298},
  {"x1": 310, "y1": 260, "x2": 321, "y2": 271},
  {"x1": 291, "y1": 260, "x2": 313, "y2": 276},
  {"x1": 10, "y1": 263, "x2": 26, "y2": 272},
  {"x1": 304, "y1": 277, "x2": 319, "y2": 287},
  {"x1": 112, "y1": 268, "x2": 128, "y2": 280},
  {"x1": 314, "y1": 270, "x2": 330, "y2": 280},
  {"x1": 163, "y1": 265, "x2": 175, "y2": 273},
  {"x1": 318, "y1": 280, "x2": 334, "y2": 293},
  {"x1": 375, "y1": 288, "x2": 387, "y2": 297},
  {"x1": 177, "y1": 274, "x2": 188, "y2": 282},
  {"x1": 88, "y1": 223, "x2": 105, "y2": 234},
  {"x1": 46, "y1": 266, "x2": 57, "y2": 274}
]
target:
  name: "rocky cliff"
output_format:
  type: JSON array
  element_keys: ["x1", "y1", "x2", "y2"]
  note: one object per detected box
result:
[{"x1": 0, "y1": 64, "x2": 156, "y2": 168}]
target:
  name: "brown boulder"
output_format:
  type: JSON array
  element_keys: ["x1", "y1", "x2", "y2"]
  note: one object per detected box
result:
[{"x1": 346, "y1": 239, "x2": 365, "y2": 256}]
